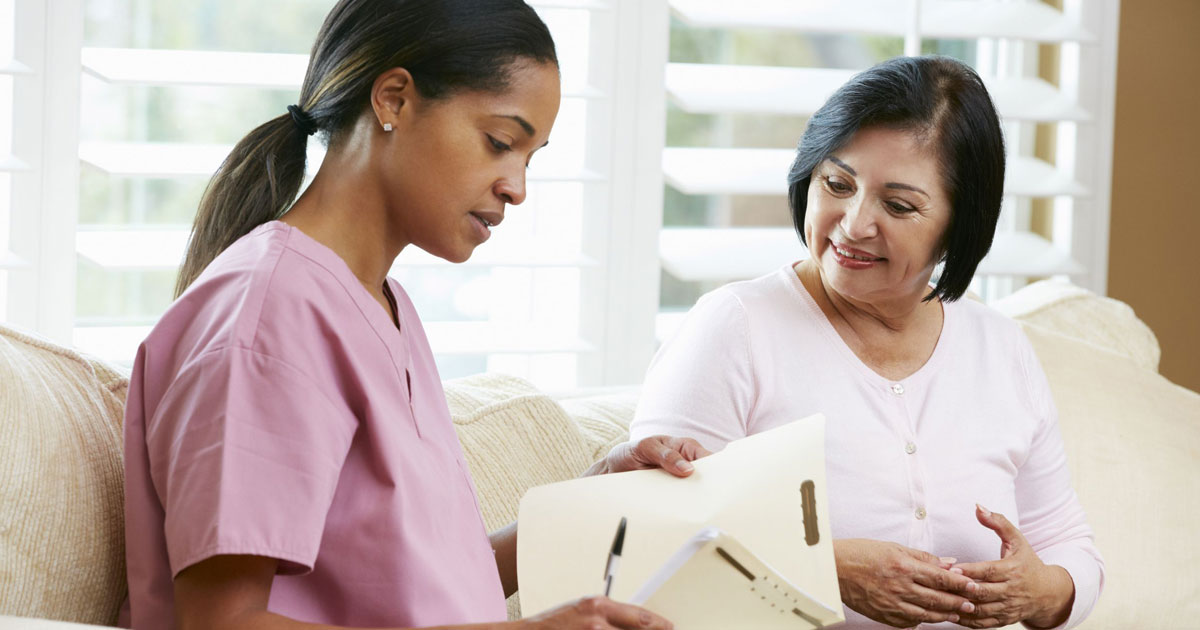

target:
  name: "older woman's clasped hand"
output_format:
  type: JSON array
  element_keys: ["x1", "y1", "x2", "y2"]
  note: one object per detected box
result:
[
  {"x1": 836, "y1": 503, "x2": 1077, "y2": 630},
  {"x1": 951, "y1": 505, "x2": 1076, "y2": 630},
  {"x1": 835, "y1": 538, "x2": 978, "y2": 628}
]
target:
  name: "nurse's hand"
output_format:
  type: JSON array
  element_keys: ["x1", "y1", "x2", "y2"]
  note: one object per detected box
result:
[
  {"x1": 518, "y1": 595, "x2": 673, "y2": 630},
  {"x1": 583, "y1": 436, "x2": 712, "y2": 478},
  {"x1": 951, "y1": 505, "x2": 1075, "y2": 629},
  {"x1": 835, "y1": 538, "x2": 978, "y2": 628}
]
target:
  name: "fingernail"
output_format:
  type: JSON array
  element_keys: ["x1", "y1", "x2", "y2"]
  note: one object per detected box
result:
[
  {"x1": 951, "y1": 567, "x2": 964, "y2": 575},
  {"x1": 966, "y1": 581, "x2": 978, "y2": 592},
  {"x1": 949, "y1": 614, "x2": 960, "y2": 623},
  {"x1": 939, "y1": 556, "x2": 957, "y2": 564},
  {"x1": 976, "y1": 503, "x2": 992, "y2": 517},
  {"x1": 961, "y1": 601, "x2": 976, "y2": 613},
  {"x1": 677, "y1": 460, "x2": 694, "y2": 472}
]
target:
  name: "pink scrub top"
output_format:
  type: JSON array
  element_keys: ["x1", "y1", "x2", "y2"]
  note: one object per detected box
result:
[{"x1": 122, "y1": 222, "x2": 507, "y2": 628}]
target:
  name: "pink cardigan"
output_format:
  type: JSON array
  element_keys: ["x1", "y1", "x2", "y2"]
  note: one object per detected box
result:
[{"x1": 631, "y1": 264, "x2": 1103, "y2": 630}]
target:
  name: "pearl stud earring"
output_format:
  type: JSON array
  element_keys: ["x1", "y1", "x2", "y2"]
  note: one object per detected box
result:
[{"x1": 382, "y1": 123, "x2": 393, "y2": 132}]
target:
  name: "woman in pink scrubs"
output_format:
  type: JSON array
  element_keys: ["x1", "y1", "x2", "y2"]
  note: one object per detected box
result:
[{"x1": 122, "y1": 1, "x2": 706, "y2": 628}]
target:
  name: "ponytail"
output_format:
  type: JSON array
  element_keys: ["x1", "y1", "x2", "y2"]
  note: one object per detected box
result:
[{"x1": 174, "y1": 113, "x2": 312, "y2": 297}]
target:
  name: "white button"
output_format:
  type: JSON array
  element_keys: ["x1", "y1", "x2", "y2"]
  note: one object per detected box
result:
[
  {"x1": 915, "y1": 507, "x2": 927, "y2": 520},
  {"x1": 905, "y1": 442, "x2": 917, "y2": 455},
  {"x1": 890, "y1": 383, "x2": 905, "y2": 395}
]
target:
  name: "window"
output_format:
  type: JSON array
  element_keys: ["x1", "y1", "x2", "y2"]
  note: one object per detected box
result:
[{"x1": 0, "y1": 0, "x2": 1121, "y2": 389}]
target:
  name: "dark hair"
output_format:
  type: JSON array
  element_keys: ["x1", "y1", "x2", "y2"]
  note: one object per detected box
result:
[
  {"x1": 787, "y1": 55, "x2": 1005, "y2": 302},
  {"x1": 175, "y1": 0, "x2": 558, "y2": 297}
]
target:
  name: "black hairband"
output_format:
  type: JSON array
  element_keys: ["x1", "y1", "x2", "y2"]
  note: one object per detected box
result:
[{"x1": 287, "y1": 104, "x2": 317, "y2": 136}]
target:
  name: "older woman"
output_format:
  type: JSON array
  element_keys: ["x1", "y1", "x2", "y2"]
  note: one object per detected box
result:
[{"x1": 629, "y1": 56, "x2": 1103, "y2": 630}]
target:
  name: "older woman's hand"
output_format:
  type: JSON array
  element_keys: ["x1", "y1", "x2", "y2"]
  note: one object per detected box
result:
[
  {"x1": 951, "y1": 505, "x2": 1075, "y2": 629},
  {"x1": 835, "y1": 538, "x2": 978, "y2": 628},
  {"x1": 583, "y1": 436, "x2": 713, "y2": 478}
]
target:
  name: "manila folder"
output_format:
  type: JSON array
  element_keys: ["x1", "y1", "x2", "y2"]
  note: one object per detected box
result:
[{"x1": 516, "y1": 414, "x2": 842, "y2": 627}]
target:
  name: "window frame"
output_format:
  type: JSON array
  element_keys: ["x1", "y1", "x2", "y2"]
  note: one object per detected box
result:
[{"x1": 6, "y1": 0, "x2": 84, "y2": 342}]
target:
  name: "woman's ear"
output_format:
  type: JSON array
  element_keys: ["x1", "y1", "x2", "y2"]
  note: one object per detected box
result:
[{"x1": 371, "y1": 68, "x2": 417, "y2": 131}]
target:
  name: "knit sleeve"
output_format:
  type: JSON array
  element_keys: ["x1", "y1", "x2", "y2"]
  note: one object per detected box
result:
[{"x1": 629, "y1": 288, "x2": 757, "y2": 453}]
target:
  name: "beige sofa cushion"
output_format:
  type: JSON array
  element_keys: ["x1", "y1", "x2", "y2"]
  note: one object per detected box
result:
[
  {"x1": 994, "y1": 281, "x2": 1200, "y2": 626},
  {"x1": 1020, "y1": 323, "x2": 1200, "y2": 628},
  {"x1": 556, "y1": 388, "x2": 640, "y2": 461},
  {"x1": 0, "y1": 325, "x2": 128, "y2": 626},
  {"x1": 446, "y1": 373, "x2": 597, "y2": 533}
]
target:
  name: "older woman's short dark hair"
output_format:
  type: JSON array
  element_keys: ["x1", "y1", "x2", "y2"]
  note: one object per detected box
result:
[{"x1": 787, "y1": 55, "x2": 1005, "y2": 302}]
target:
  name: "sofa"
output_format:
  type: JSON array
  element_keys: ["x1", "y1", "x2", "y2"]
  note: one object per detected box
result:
[{"x1": 2, "y1": 280, "x2": 1198, "y2": 629}]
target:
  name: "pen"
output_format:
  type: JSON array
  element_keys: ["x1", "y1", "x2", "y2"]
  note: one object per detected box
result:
[{"x1": 602, "y1": 516, "x2": 627, "y2": 597}]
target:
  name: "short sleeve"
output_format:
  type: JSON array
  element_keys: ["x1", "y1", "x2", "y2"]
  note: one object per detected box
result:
[
  {"x1": 630, "y1": 288, "x2": 756, "y2": 452},
  {"x1": 1014, "y1": 332, "x2": 1105, "y2": 629},
  {"x1": 145, "y1": 347, "x2": 357, "y2": 578}
]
